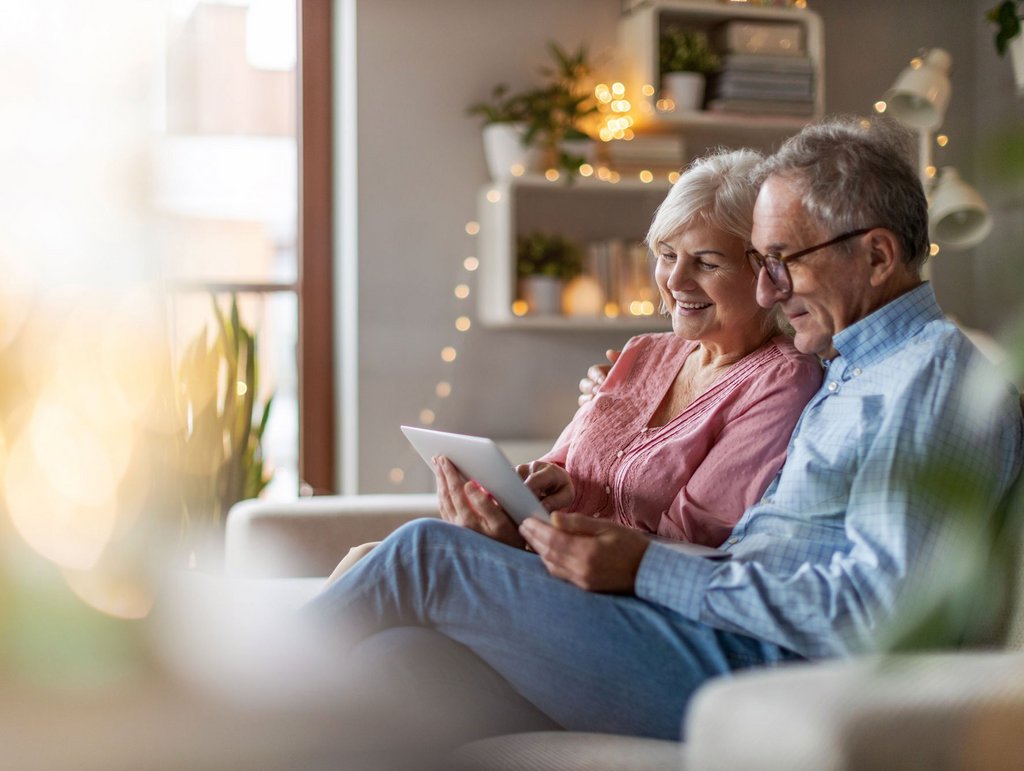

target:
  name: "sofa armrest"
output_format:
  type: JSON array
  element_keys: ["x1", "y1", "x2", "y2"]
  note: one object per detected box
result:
[
  {"x1": 225, "y1": 494, "x2": 439, "y2": 577},
  {"x1": 685, "y1": 651, "x2": 1024, "y2": 771}
]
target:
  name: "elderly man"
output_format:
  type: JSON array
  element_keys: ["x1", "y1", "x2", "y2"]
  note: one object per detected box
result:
[{"x1": 309, "y1": 116, "x2": 1022, "y2": 743}]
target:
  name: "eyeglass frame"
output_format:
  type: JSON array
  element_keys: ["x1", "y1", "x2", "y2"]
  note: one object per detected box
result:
[{"x1": 746, "y1": 227, "x2": 882, "y2": 294}]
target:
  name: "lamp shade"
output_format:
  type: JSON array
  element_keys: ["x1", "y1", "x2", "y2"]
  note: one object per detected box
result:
[
  {"x1": 929, "y1": 167, "x2": 993, "y2": 250},
  {"x1": 883, "y1": 48, "x2": 952, "y2": 131}
]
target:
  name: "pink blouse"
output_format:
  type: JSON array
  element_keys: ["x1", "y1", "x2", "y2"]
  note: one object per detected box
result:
[{"x1": 541, "y1": 333, "x2": 822, "y2": 547}]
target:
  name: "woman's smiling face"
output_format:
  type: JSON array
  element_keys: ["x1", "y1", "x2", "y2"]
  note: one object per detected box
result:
[{"x1": 654, "y1": 223, "x2": 768, "y2": 352}]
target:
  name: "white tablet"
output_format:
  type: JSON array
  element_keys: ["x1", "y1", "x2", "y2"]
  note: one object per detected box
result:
[{"x1": 401, "y1": 426, "x2": 551, "y2": 525}]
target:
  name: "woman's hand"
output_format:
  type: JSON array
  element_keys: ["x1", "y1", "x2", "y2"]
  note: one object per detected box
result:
[
  {"x1": 516, "y1": 460, "x2": 574, "y2": 513},
  {"x1": 434, "y1": 456, "x2": 526, "y2": 548},
  {"x1": 578, "y1": 349, "x2": 620, "y2": 406},
  {"x1": 519, "y1": 512, "x2": 650, "y2": 594}
]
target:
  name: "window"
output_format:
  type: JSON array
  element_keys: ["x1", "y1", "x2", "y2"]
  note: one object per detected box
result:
[{"x1": 157, "y1": 0, "x2": 334, "y2": 496}]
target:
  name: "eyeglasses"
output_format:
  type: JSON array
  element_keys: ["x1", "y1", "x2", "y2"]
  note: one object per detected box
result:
[{"x1": 746, "y1": 228, "x2": 878, "y2": 295}]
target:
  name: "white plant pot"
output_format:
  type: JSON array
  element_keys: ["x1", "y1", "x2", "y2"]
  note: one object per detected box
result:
[
  {"x1": 663, "y1": 71, "x2": 706, "y2": 112},
  {"x1": 519, "y1": 276, "x2": 563, "y2": 316},
  {"x1": 1010, "y1": 33, "x2": 1024, "y2": 96},
  {"x1": 482, "y1": 122, "x2": 543, "y2": 180}
]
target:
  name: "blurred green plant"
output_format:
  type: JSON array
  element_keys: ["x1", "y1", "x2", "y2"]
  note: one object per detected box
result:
[
  {"x1": 987, "y1": 1, "x2": 1022, "y2": 55},
  {"x1": 659, "y1": 27, "x2": 720, "y2": 76},
  {"x1": 516, "y1": 231, "x2": 583, "y2": 281},
  {"x1": 467, "y1": 41, "x2": 599, "y2": 179},
  {"x1": 522, "y1": 42, "x2": 599, "y2": 177},
  {"x1": 176, "y1": 294, "x2": 272, "y2": 552},
  {"x1": 466, "y1": 83, "x2": 532, "y2": 125}
]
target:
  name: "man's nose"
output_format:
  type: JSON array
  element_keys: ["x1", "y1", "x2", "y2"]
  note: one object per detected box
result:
[{"x1": 755, "y1": 265, "x2": 787, "y2": 309}]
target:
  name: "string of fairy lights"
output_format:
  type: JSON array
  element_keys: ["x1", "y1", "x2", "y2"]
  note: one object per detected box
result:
[{"x1": 384, "y1": 79, "x2": 695, "y2": 488}]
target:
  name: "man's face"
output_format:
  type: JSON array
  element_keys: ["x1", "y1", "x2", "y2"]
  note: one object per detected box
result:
[{"x1": 750, "y1": 176, "x2": 874, "y2": 358}]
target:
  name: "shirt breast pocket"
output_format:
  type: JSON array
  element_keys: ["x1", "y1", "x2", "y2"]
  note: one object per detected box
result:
[{"x1": 772, "y1": 394, "x2": 881, "y2": 512}]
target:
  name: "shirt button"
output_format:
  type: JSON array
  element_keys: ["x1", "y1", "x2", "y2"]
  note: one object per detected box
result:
[
  {"x1": 827, "y1": 381, "x2": 838, "y2": 392},
  {"x1": 727, "y1": 537, "x2": 739, "y2": 545},
  {"x1": 616, "y1": 450, "x2": 624, "y2": 458},
  {"x1": 852, "y1": 367, "x2": 862, "y2": 377},
  {"x1": 604, "y1": 485, "x2": 611, "y2": 494}
]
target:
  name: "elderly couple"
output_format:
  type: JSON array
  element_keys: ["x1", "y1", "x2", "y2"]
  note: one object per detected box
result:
[{"x1": 308, "y1": 116, "x2": 1023, "y2": 744}]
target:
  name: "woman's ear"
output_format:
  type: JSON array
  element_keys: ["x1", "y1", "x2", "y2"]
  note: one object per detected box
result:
[{"x1": 865, "y1": 228, "x2": 902, "y2": 288}]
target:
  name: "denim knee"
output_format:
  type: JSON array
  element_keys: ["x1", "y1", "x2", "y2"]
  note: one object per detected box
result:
[{"x1": 388, "y1": 517, "x2": 462, "y2": 548}]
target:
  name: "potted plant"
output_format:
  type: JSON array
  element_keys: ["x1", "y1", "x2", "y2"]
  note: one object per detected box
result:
[
  {"x1": 516, "y1": 231, "x2": 582, "y2": 315},
  {"x1": 467, "y1": 84, "x2": 543, "y2": 181},
  {"x1": 468, "y1": 42, "x2": 598, "y2": 180},
  {"x1": 659, "y1": 27, "x2": 719, "y2": 112},
  {"x1": 522, "y1": 43, "x2": 600, "y2": 177},
  {"x1": 176, "y1": 294, "x2": 273, "y2": 566},
  {"x1": 987, "y1": 1, "x2": 1024, "y2": 94}
]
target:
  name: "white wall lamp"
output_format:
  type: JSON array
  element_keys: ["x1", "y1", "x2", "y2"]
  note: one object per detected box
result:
[{"x1": 879, "y1": 48, "x2": 993, "y2": 252}]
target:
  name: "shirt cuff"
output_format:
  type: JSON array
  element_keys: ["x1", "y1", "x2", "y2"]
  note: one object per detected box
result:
[{"x1": 635, "y1": 541, "x2": 719, "y2": 622}]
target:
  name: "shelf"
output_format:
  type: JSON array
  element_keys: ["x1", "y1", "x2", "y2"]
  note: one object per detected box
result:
[
  {"x1": 483, "y1": 315, "x2": 670, "y2": 332},
  {"x1": 476, "y1": 178, "x2": 671, "y2": 329},
  {"x1": 617, "y1": 0, "x2": 825, "y2": 145}
]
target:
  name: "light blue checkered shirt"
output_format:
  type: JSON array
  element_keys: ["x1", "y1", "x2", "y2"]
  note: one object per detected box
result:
[{"x1": 636, "y1": 283, "x2": 1023, "y2": 659}]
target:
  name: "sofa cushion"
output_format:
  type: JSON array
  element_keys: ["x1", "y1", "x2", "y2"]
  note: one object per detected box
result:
[{"x1": 451, "y1": 731, "x2": 684, "y2": 771}]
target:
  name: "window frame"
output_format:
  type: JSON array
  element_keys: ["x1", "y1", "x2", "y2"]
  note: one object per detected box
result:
[{"x1": 297, "y1": 0, "x2": 335, "y2": 493}]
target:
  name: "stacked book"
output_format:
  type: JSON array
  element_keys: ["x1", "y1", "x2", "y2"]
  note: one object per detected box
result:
[
  {"x1": 599, "y1": 135, "x2": 685, "y2": 177},
  {"x1": 706, "y1": 21, "x2": 815, "y2": 117}
]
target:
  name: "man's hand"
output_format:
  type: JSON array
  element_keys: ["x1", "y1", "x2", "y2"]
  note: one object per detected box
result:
[
  {"x1": 519, "y1": 512, "x2": 650, "y2": 593},
  {"x1": 578, "y1": 349, "x2": 620, "y2": 406},
  {"x1": 516, "y1": 460, "x2": 574, "y2": 513},
  {"x1": 434, "y1": 456, "x2": 525, "y2": 548}
]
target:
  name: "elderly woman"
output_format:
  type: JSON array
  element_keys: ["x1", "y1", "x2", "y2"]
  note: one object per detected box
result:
[{"x1": 432, "y1": 147, "x2": 822, "y2": 552}]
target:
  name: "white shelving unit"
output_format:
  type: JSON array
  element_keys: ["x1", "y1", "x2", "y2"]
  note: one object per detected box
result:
[
  {"x1": 477, "y1": 175, "x2": 672, "y2": 330},
  {"x1": 617, "y1": 0, "x2": 825, "y2": 150},
  {"x1": 474, "y1": 1, "x2": 826, "y2": 331}
]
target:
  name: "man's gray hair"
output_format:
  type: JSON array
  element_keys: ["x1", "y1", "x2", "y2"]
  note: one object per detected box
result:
[{"x1": 754, "y1": 115, "x2": 930, "y2": 270}]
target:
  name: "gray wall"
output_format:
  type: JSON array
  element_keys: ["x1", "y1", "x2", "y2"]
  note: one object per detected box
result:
[{"x1": 344, "y1": 0, "x2": 1023, "y2": 493}]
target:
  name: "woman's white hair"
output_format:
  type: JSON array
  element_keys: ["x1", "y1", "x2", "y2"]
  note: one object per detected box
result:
[{"x1": 646, "y1": 147, "x2": 763, "y2": 251}]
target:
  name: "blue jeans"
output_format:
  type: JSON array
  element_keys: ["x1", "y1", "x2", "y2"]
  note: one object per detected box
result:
[{"x1": 307, "y1": 518, "x2": 798, "y2": 741}]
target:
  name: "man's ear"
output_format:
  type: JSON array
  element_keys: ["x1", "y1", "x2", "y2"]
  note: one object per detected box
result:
[{"x1": 864, "y1": 228, "x2": 902, "y2": 287}]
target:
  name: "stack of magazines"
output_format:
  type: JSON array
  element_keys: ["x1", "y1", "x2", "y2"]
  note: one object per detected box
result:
[{"x1": 705, "y1": 21, "x2": 815, "y2": 117}]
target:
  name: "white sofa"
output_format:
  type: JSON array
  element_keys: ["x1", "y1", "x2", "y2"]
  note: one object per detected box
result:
[{"x1": 225, "y1": 494, "x2": 1024, "y2": 770}]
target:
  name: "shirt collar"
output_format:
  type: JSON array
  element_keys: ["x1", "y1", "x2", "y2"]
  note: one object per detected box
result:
[{"x1": 830, "y1": 282, "x2": 944, "y2": 369}]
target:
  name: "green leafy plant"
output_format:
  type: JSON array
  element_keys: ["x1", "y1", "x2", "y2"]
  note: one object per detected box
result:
[
  {"x1": 522, "y1": 42, "x2": 600, "y2": 176},
  {"x1": 987, "y1": 1, "x2": 1023, "y2": 55},
  {"x1": 516, "y1": 231, "x2": 582, "y2": 281},
  {"x1": 659, "y1": 27, "x2": 720, "y2": 75},
  {"x1": 467, "y1": 42, "x2": 599, "y2": 178},
  {"x1": 466, "y1": 83, "x2": 531, "y2": 125},
  {"x1": 176, "y1": 294, "x2": 273, "y2": 549}
]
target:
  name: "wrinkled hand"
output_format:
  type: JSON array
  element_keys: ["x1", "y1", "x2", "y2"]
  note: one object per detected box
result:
[
  {"x1": 578, "y1": 349, "x2": 620, "y2": 406},
  {"x1": 515, "y1": 460, "x2": 574, "y2": 513},
  {"x1": 519, "y1": 512, "x2": 650, "y2": 593},
  {"x1": 434, "y1": 456, "x2": 525, "y2": 548}
]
